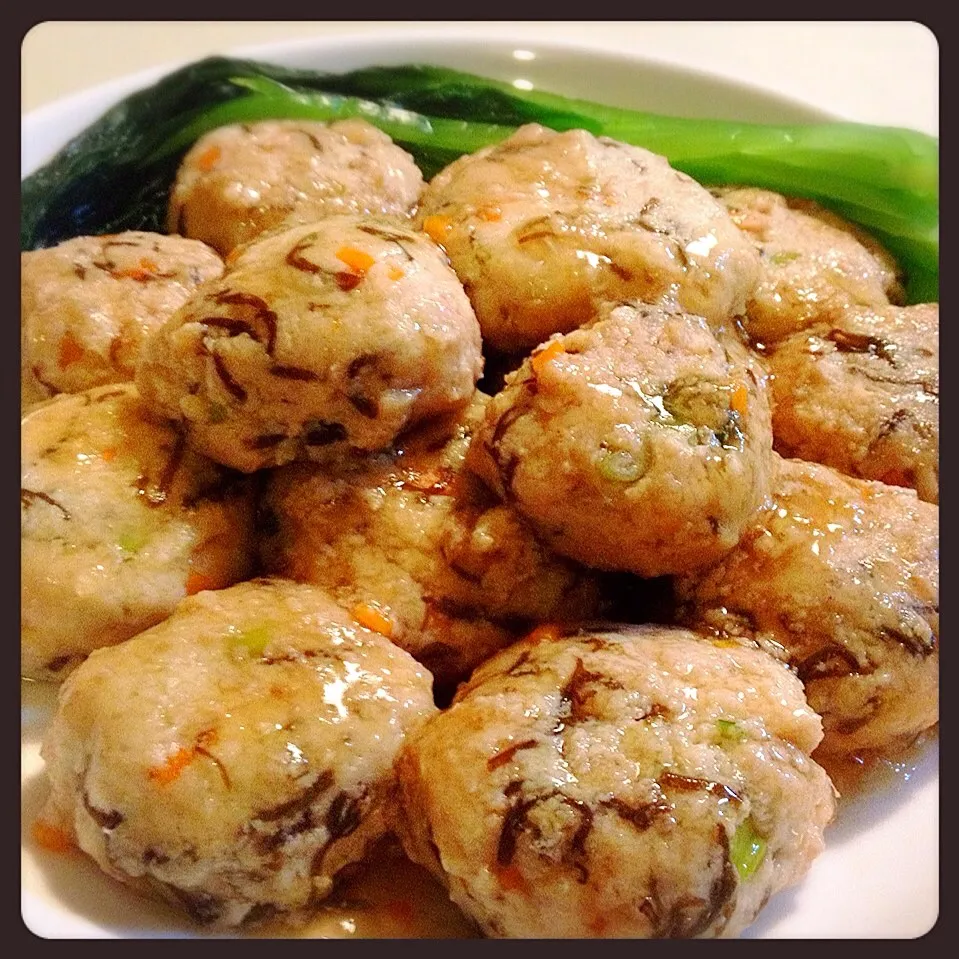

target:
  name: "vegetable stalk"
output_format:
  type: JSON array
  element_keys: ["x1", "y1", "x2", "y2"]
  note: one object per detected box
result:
[{"x1": 21, "y1": 56, "x2": 938, "y2": 302}]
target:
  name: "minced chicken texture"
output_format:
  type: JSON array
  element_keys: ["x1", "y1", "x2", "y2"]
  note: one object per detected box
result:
[
  {"x1": 21, "y1": 383, "x2": 257, "y2": 681},
  {"x1": 167, "y1": 118, "x2": 425, "y2": 257},
  {"x1": 20, "y1": 231, "x2": 224, "y2": 408},
  {"x1": 417, "y1": 123, "x2": 761, "y2": 352},
  {"x1": 39, "y1": 578, "x2": 437, "y2": 928},
  {"x1": 22, "y1": 112, "x2": 938, "y2": 940},
  {"x1": 394, "y1": 625, "x2": 836, "y2": 938}
]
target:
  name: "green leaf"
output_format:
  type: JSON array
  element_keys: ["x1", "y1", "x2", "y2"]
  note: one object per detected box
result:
[{"x1": 21, "y1": 56, "x2": 937, "y2": 302}]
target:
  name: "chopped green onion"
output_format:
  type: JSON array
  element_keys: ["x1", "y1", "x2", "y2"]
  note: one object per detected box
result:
[
  {"x1": 769, "y1": 250, "x2": 802, "y2": 265},
  {"x1": 117, "y1": 528, "x2": 149, "y2": 553},
  {"x1": 716, "y1": 718, "x2": 747, "y2": 742},
  {"x1": 229, "y1": 623, "x2": 272, "y2": 657},
  {"x1": 730, "y1": 818, "x2": 767, "y2": 881},
  {"x1": 597, "y1": 448, "x2": 646, "y2": 483}
]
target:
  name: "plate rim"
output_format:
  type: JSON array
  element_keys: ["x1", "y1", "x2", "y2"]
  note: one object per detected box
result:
[
  {"x1": 21, "y1": 28, "x2": 839, "y2": 176},
  {"x1": 19, "y1": 28, "x2": 937, "y2": 942}
]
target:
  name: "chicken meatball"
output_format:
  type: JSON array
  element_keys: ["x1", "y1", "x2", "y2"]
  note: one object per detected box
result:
[
  {"x1": 766, "y1": 303, "x2": 938, "y2": 503},
  {"x1": 260, "y1": 394, "x2": 602, "y2": 688},
  {"x1": 394, "y1": 625, "x2": 835, "y2": 939},
  {"x1": 39, "y1": 578, "x2": 437, "y2": 928},
  {"x1": 467, "y1": 302, "x2": 774, "y2": 576},
  {"x1": 135, "y1": 217, "x2": 483, "y2": 472},
  {"x1": 675, "y1": 455, "x2": 939, "y2": 757},
  {"x1": 167, "y1": 118, "x2": 425, "y2": 256},
  {"x1": 714, "y1": 187, "x2": 905, "y2": 344},
  {"x1": 417, "y1": 123, "x2": 761, "y2": 352},
  {"x1": 21, "y1": 231, "x2": 224, "y2": 408},
  {"x1": 21, "y1": 384, "x2": 257, "y2": 681}
]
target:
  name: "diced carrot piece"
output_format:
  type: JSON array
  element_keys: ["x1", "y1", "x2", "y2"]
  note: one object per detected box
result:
[
  {"x1": 31, "y1": 819, "x2": 74, "y2": 853},
  {"x1": 336, "y1": 246, "x2": 377, "y2": 273},
  {"x1": 114, "y1": 258, "x2": 159, "y2": 281},
  {"x1": 197, "y1": 145, "x2": 221, "y2": 172},
  {"x1": 148, "y1": 747, "x2": 195, "y2": 785},
  {"x1": 57, "y1": 331, "x2": 86, "y2": 369},
  {"x1": 388, "y1": 264, "x2": 405, "y2": 281},
  {"x1": 352, "y1": 602, "x2": 395, "y2": 638},
  {"x1": 530, "y1": 340, "x2": 564, "y2": 375},
  {"x1": 477, "y1": 206, "x2": 502, "y2": 222},
  {"x1": 100, "y1": 446, "x2": 118, "y2": 462},
  {"x1": 422, "y1": 215, "x2": 453, "y2": 245},
  {"x1": 730, "y1": 383, "x2": 749, "y2": 416}
]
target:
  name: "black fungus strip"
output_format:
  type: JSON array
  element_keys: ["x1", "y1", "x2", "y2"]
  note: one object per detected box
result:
[
  {"x1": 659, "y1": 771, "x2": 742, "y2": 805},
  {"x1": 795, "y1": 643, "x2": 865, "y2": 683},
  {"x1": 21, "y1": 488, "x2": 71, "y2": 520},
  {"x1": 255, "y1": 770, "x2": 335, "y2": 823},
  {"x1": 212, "y1": 352, "x2": 247, "y2": 402}
]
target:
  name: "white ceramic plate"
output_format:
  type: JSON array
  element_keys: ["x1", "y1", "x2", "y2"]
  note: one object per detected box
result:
[{"x1": 21, "y1": 31, "x2": 939, "y2": 940}]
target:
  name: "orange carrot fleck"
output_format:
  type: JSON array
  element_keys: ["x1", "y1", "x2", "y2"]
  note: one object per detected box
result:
[
  {"x1": 100, "y1": 446, "x2": 118, "y2": 462},
  {"x1": 57, "y1": 331, "x2": 86, "y2": 369},
  {"x1": 530, "y1": 339, "x2": 565, "y2": 375},
  {"x1": 185, "y1": 571, "x2": 218, "y2": 596},
  {"x1": 352, "y1": 602, "x2": 395, "y2": 638},
  {"x1": 494, "y1": 863, "x2": 529, "y2": 893},
  {"x1": 388, "y1": 264, "x2": 405, "y2": 281},
  {"x1": 422, "y1": 215, "x2": 453, "y2": 245},
  {"x1": 524, "y1": 623, "x2": 562, "y2": 645},
  {"x1": 114, "y1": 258, "x2": 159, "y2": 282},
  {"x1": 477, "y1": 206, "x2": 502, "y2": 222},
  {"x1": 336, "y1": 246, "x2": 377, "y2": 273},
  {"x1": 730, "y1": 383, "x2": 749, "y2": 416},
  {"x1": 197, "y1": 145, "x2": 221, "y2": 172},
  {"x1": 31, "y1": 819, "x2": 74, "y2": 854},
  {"x1": 148, "y1": 747, "x2": 196, "y2": 785}
]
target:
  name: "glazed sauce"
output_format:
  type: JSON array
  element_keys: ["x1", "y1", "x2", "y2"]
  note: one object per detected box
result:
[
  {"x1": 23, "y1": 680, "x2": 476, "y2": 940},
  {"x1": 814, "y1": 726, "x2": 939, "y2": 802},
  {"x1": 250, "y1": 840, "x2": 478, "y2": 939}
]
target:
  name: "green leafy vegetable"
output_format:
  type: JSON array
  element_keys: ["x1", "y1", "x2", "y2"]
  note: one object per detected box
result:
[{"x1": 21, "y1": 56, "x2": 938, "y2": 301}]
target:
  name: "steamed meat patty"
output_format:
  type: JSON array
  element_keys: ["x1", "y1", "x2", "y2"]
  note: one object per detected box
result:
[
  {"x1": 417, "y1": 123, "x2": 761, "y2": 352},
  {"x1": 135, "y1": 217, "x2": 483, "y2": 472},
  {"x1": 260, "y1": 394, "x2": 601, "y2": 687},
  {"x1": 39, "y1": 578, "x2": 437, "y2": 928},
  {"x1": 713, "y1": 187, "x2": 905, "y2": 344},
  {"x1": 675, "y1": 455, "x2": 938, "y2": 757},
  {"x1": 21, "y1": 384, "x2": 257, "y2": 681},
  {"x1": 766, "y1": 303, "x2": 938, "y2": 503},
  {"x1": 467, "y1": 302, "x2": 775, "y2": 576},
  {"x1": 394, "y1": 625, "x2": 835, "y2": 939},
  {"x1": 167, "y1": 118, "x2": 424, "y2": 256},
  {"x1": 21, "y1": 231, "x2": 224, "y2": 408}
]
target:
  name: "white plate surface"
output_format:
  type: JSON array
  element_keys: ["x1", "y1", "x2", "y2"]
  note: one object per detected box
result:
[{"x1": 21, "y1": 31, "x2": 939, "y2": 940}]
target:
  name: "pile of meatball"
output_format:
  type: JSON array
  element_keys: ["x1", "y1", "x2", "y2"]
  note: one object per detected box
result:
[{"x1": 21, "y1": 113, "x2": 938, "y2": 939}]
